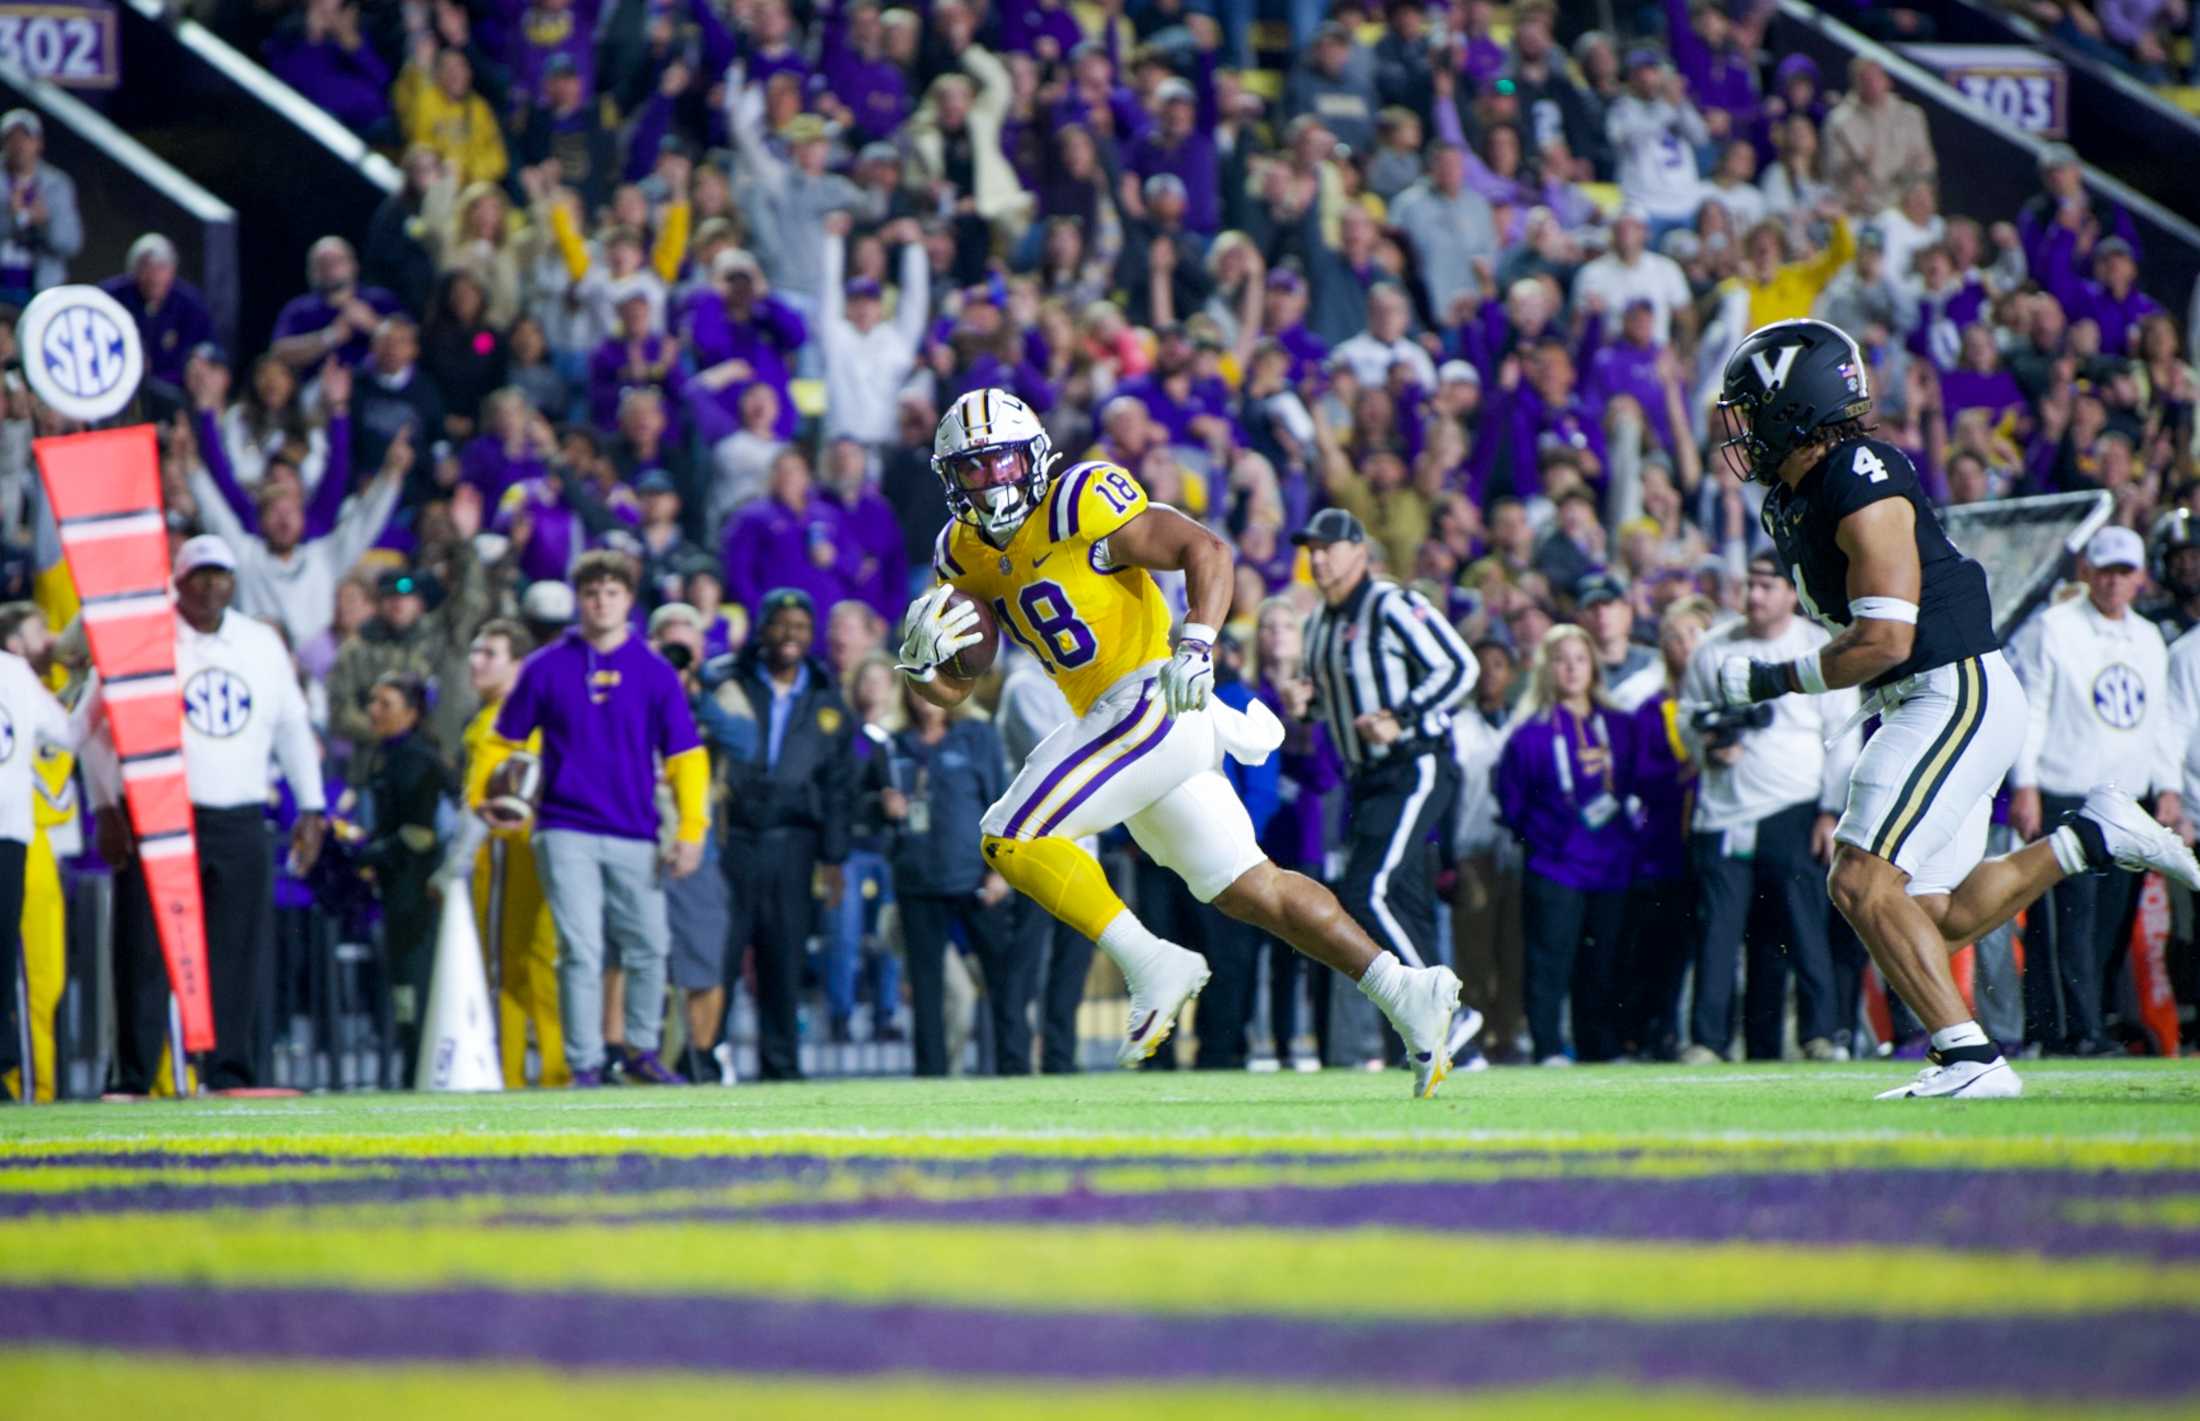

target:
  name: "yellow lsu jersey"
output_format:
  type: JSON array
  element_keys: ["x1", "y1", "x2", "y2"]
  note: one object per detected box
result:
[{"x1": 933, "y1": 460, "x2": 1173, "y2": 718}]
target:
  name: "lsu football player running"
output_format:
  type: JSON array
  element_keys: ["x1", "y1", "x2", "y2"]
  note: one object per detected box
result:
[{"x1": 898, "y1": 390, "x2": 1465, "y2": 1097}]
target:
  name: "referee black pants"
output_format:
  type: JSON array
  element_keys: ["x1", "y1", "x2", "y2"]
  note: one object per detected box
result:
[
  {"x1": 113, "y1": 805, "x2": 275, "y2": 1093},
  {"x1": 1338, "y1": 751, "x2": 1460, "y2": 972}
]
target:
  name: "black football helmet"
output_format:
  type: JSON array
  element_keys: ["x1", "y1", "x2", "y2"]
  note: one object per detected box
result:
[
  {"x1": 2151, "y1": 507, "x2": 2200, "y2": 598},
  {"x1": 1716, "y1": 318, "x2": 1874, "y2": 485}
]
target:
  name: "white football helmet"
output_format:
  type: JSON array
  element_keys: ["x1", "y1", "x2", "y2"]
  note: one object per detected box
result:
[{"x1": 933, "y1": 388, "x2": 1058, "y2": 543}]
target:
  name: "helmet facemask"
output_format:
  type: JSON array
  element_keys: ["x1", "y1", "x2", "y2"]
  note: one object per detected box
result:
[
  {"x1": 1715, "y1": 395, "x2": 1778, "y2": 486},
  {"x1": 939, "y1": 440, "x2": 1050, "y2": 543}
]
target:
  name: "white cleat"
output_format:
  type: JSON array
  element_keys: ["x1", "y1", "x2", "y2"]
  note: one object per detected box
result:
[
  {"x1": 1387, "y1": 965, "x2": 1463, "y2": 1099},
  {"x1": 1874, "y1": 1054, "x2": 2024, "y2": 1100},
  {"x1": 1117, "y1": 945, "x2": 1210, "y2": 1068},
  {"x1": 2079, "y1": 785, "x2": 2200, "y2": 890}
]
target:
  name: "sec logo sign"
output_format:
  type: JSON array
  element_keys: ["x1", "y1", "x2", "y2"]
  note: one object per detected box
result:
[
  {"x1": 184, "y1": 668, "x2": 254, "y2": 738},
  {"x1": 19, "y1": 284, "x2": 144, "y2": 422},
  {"x1": 2092, "y1": 664, "x2": 2146, "y2": 729}
]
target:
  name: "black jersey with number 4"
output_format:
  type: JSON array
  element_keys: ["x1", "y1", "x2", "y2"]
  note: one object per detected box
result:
[{"x1": 1760, "y1": 437, "x2": 1998, "y2": 688}]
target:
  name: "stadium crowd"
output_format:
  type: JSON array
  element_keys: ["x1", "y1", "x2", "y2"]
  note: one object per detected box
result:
[{"x1": 3, "y1": 0, "x2": 2200, "y2": 1092}]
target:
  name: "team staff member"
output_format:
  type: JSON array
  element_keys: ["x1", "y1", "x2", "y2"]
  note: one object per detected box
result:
[
  {"x1": 462, "y1": 618, "x2": 568, "y2": 1089},
  {"x1": 0, "y1": 604, "x2": 76, "y2": 1101},
  {"x1": 81, "y1": 536, "x2": 328, "y2": 1093},
  {"x1": 710, "y1": 588, "x2": 856, "y2": 1082},
  {"x1": 0, "y1": 617, "x2": 72, "y2": 1100},
  {"x1": 491, "y1": 551, "x2": 707, "y2": 1088},
  {"x1": 1680, "y1": 556, "x2": 1860, "y2": 1063},
  {"x1": 2007, "y1": 527, "x2": 2182, "y2": 1055},
  {"x1": 1283, "y1": 508, "x2": 1477, "y2": 1065}
]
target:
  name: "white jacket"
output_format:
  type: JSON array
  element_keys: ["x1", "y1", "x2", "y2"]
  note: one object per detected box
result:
[
  {"x1": 2011, "y1": 594, "x2": 2177, "y2": 797},
  {"x1": 2166, "y1": 622, "x2": 2200, "y2": 807}
]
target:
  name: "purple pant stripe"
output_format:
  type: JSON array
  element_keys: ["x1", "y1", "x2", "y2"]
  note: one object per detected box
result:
[
  {"x1": 1002, "y1": 683, "x2": 1154, "y2": 838},
  {"x1": 1, "y1": 1285, "x2": 2193, "y2": 1400},
  {"x1": 1033, "y1": 699, "x2": 1174, "y2": 837}
]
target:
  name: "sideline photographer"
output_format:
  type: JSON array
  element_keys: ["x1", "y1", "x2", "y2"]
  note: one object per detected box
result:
[{"x1": 1679, "y1": 555, "x2": 1861, "y2": 1062}]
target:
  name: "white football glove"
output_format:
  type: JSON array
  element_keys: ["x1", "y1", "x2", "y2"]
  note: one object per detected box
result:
[
  {"x1": 896, "y1": 584, "x2": 982, "y2": 680},
  {"x1": 1159, "y1": 623, "x2": 1217, "y2": 715}
]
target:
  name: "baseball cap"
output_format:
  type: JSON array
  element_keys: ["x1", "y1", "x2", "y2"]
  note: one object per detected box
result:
[
  {"x1": 635, "y1": 469, "x2": 678, "y2": 496},
  {"x1": 2037, "y1": 142, "x2": 2079, "y2": 172},
  {"x1": 1156, "y1": 77, "x2": 1195, "y2": 104},
  {"x1": 845, "y1": 275, "x2": 883, "y2": 301},
  {"x1": 0, "y1": 110, "x2": 40, "y2": 139},
  {"x1": 1857, "y1": 224, "x2": 1886, "y2": 252},
  {"x1": 2085, "y1": 525, "x2": 2145, "y2": 569},
  {"x1": 858, "y1": 141, "x2": 899, "y2": 166},
  {"x1": 173, "y1": 534, "x2": 237, "y2": 581},
  {"x1": 1573, "y1": 570, "x2": 1627, "y2": 607},
  {"x1": 2094, "y1": 236, "x2": 2135, "y2": 262},
  {"x1": 1265, "y1": 267, "x2": 1304, "y2": 293},
  {"x1": 521, "y1": 579, "x2": 577, "y2": 624},
  {"x1": 543, "y1": 53, "x2": 579, "y2": 78},
  {"x1": 376, "y1": 567, "x2": 425, "y2": 599},
  {"x1": 1438, "y1": 359, "x2": 1480, "y2": 386},
  {"x1": 1624, "y1": 45, "x2": 1664, "y2": 71},
  {"x1": 1291, "y1": 508, "x2": 1367, "y2": 546},
  {"x1": 1143, "y1": 172, "x2": 1188, "y2": 202},
  {"x1": 781, "y1": 113, "x2": 829, "y2": 144},
  {"x1": 760, "y1": 586, "x2": 817, "y2": 622},
  {"x1": 647, "y1": 601, "x2": 704, "y2": 637}
]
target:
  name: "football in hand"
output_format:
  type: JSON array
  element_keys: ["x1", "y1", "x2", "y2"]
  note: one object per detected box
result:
[
  {"x1": 945, "y1": 590, "x2": 1000, "y2": 679},
  {"x1": 482, "y1": 752, "x2": 544, "y2": 828}
]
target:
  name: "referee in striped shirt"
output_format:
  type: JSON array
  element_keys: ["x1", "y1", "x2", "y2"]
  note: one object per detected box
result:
[{"x1": 1281, "y1": 510, "x2": 1477, "y2": 1060}]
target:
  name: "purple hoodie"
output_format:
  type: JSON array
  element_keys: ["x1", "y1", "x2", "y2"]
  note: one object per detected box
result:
[
  {"x1": 827, "y1": 482, "x2": 909, "y2": 623},
  {"x1": 459, "y1": 436, "x2": 547, "y2": 507},
  {"x1": 1586, "y1": 338, "x2": 1676, "y2": 453},
  {"x1": 1666, "y1": 0, "x2": 1758, "y2": 126},
  {"x1": 265, "y1": 32, "x2": 392, "y2": 134},
  {"x1": 680, "y1": 291, "x2": 806, "y2": 439},
  {"x1": 1903, "y1": 278, "x2": 1989, "y2": 370},
  {"x1": 1494, "y1": 702, "x2": 1638, "y2": 893},
  {"x1": 1627, "y1": 690, "x2": 1694, "y2": 884},
  {"x1": 720, "y1": 492, "x2": 860, "y2": 638}
]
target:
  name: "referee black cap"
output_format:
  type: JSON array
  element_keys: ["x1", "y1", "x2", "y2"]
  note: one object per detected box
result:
[{"x1": 1292, "y1": 508, "x2": 1366, "y2": 546}]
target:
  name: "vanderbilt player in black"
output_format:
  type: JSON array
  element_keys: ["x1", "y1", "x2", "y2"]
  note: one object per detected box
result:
[{"x1": 1708, "y1": 319, "x2": 2200, "y2": 1098}]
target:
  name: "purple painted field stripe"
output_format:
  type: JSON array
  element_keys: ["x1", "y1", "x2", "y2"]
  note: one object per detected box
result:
[
  {"x1": 1003, "y1": 683, "x2": 1155, "y2": 836},
  {"x1": 724, "y1": 1172, "x2": 2200, "y2": 1261},
  {"x1": 1033, "y1": 694, "x2": 1173, "y2": 836},
  {"x1": 0, "y1": 1286, "x2": 2192, "y2": 1400}
]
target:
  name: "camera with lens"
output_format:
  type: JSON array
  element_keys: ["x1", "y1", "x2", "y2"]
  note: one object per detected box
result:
[
  {"x1": 1691, "y1": 702, "x2": 1773, "y2": 751},
  {"x1": 659, "y1": 641, "x2": 695, "y2": 673}
]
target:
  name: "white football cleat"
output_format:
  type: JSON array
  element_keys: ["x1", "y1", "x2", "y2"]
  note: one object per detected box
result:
[
  {"x1": 1874, "y1": 1054, "x2": 2023, "y2": 1100},
  {"x1": 1385, "y1": 965, "x2": 1462, "y2": 1099},
  {"x1": 1117, "y1": 945, "x2": 1210, "y2": 1068},
  {"x1": 2079, "y1": 785, "x2": 2200, "y2": 890}
]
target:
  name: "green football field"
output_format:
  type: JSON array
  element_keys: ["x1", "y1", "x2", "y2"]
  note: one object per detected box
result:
[{"x1": 1, "y1": 1062, "x2": 2196, "y2": 1419}]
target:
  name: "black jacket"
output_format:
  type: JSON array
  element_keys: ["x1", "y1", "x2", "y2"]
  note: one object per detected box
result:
[{"x1": 707, "y1": 650, "x2": 856, "y2": 861}]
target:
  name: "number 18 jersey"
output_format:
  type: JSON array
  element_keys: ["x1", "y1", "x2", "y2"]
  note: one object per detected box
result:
[
  {"x1": 932, "y1": 460, "x2": 1174, "y2": 718},
  {"x1": 1760, "y1": 437, "x2": 1998, "y2": 689}
]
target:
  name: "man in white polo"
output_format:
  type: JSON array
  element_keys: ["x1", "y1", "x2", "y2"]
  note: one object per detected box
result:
[{"x1": 2007, "y1": 526, "x2": 2181, "y2": 1055}]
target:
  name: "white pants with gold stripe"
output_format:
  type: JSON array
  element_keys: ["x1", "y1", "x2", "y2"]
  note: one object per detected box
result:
[
  {"x1": 1834, "y1": 649, "x2": 2027, "y2": 897},
  {"x1": 980, "y1": 663, "x2": 1271, "y2": 902}
]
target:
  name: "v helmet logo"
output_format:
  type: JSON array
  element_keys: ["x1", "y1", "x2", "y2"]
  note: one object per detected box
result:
[{"x1": 1749, "y1": 344, "x2": 1801, "y2": 393}]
